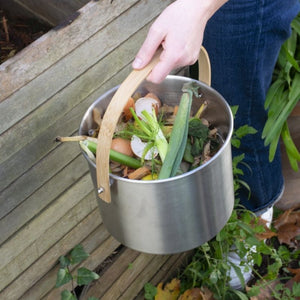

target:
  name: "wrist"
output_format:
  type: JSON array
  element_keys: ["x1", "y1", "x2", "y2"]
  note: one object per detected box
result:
[{"x1": 177, "y1": 0, "x2": 228, "y2": 23}]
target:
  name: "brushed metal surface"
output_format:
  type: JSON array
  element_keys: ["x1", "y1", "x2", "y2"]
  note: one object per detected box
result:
[{"x1": 79, "y1": 75, "x2": 234, "y2": 254}]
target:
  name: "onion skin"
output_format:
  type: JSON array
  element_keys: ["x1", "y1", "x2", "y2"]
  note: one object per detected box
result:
[
  {"x1": 130, "y1": 135, "x2": 158, "y2": 160},
  {"x1": 111, "y1": 138, "x2": 134, "y2": 157},
  {"x1": 145, "y1": 93, "x2": 161, "y2": 107},
  {"x1": 135, "y1": 97, "x2": 160, "y2": 119},
  {"x1": 123, "y1": 97, "x2": 135, "y2": 121}
]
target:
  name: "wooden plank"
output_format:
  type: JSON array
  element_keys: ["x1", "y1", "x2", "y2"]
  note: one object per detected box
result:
[
  {"x1": 0, "y1": 50, "x2": 138, "y2": 242},
  {"x1": 15, "y1": 0, "x2": 90, "y2": 26},
  {"x1": 80, "y1": 247, "x2": 141, "y2": 299},
  {"x1": 0, "y1": 173, "x2": 93, "y2": 269},
  {"x1": 0, "y1": 0, "x2": 171, "y2": 135},
  {"x1": 0, "y1": 139, "x2": 85, "y2": 219},
  {"x1": 134, "y1": 251, "x2": 195, "y2": 300},
  {"x1": 0, "y1": 25, "x2": 150, "y2": 191},
  {"x1": 0, "y1": 0, "x2": 139, "y2": 102},
  {"x1": 24, "y1": 223, "x2": 111, "y2": 300},
  {"x1": 97, "y1": 253, "x2": 155, "y2": 300},
  {"x1": 148, "y1": 251, "x2": 194, "y2": 285},
  {"x1": 119, "y1": 254, "x2": 171, "y2": 300},
  {"x1": 43, "y1": 236, "x2": 121, "y2": 300},
  {"x1": 0, "y1": 212, "x2": 109, "y2": 300},
  {"x1": 0, "y1": 25, "x2": 156, "y2": 227},
  {"x1": 0, "y1": 191, "x2": 98, "y2": 290},
  {"x1": 0, "y1": 157, "x2": 92, "y2": 245},
  {"x1": 0, "y1": 56, "x2": 189, "y2": 290},
  {"x1": 0, "y1": 59, "x2": 133, "y2": 230}
]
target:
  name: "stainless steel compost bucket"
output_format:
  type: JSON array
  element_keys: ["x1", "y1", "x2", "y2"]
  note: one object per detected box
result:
[
  {"x1": 79, "y1": 48, "x2": 234, "y2": 254},
  {"x1": 79, "y1": 77, "x2": 234, "y2": 254}
]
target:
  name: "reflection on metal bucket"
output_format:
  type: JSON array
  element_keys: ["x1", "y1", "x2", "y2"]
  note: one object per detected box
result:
[{"x1": 79, "y1": 75, "x2": 234, "y2": 254}]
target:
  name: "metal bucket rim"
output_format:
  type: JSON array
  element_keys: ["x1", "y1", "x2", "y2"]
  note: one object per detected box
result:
[{"x1": 79, "y1": 74, "x2": 234, "y2": 183}]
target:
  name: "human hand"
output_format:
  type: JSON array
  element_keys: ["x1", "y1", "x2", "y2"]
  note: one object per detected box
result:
[{"x1": 132, "y1": 0, "x2": 227, "y2": 83}]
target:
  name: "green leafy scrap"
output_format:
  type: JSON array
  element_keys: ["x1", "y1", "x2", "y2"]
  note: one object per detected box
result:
[{"x1": 188, "y1": 118, "x2": 209, "y2": 139}]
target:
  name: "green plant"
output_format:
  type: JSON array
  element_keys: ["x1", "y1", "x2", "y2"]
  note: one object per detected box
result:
[
  {"x1": 143, "y1": 109, "x2": 300, "y2": 299},
  {"x1": 145, "y1": 207, "x2": 300, "y2": 300},
  {"x1": 263, "y1": 13, "x2": 300, "y2": 171},
  {"x1": 178, "y1": 210, "x2": 269, "y2": 299},
  {"x1": 55, "y1": 244, "x2": 99, "y2": 300},
  {"x1": 230, "y1": 105, "x2": 257, "y2": 200}
]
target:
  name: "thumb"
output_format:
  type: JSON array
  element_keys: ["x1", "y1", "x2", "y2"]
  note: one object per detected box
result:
[{"x1": 132, "y1": 29, "x2": 165, "y2": 70}]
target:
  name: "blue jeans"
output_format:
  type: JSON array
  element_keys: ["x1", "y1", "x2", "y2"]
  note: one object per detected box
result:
[{"x1": 203, "y1": 0, "x2": 300, "y2": 212}]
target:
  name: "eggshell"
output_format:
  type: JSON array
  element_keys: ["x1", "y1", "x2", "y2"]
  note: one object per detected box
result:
[
  {"x1": 111, "y1": 138, "x2": 134, "y2": 157},
  {"x1": 135, "y1": 97, "x2": 160, "y2": 119}
]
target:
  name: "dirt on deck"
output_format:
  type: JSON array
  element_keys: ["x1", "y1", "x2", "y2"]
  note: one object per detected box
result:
[{"x1": 0, "y1": 9, "x2": 51, "y2": 64}]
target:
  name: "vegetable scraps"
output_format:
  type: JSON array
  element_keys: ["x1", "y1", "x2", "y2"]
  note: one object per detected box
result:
[{"x1": 57, "y1": 82, "x2": 221, "y2": 180}]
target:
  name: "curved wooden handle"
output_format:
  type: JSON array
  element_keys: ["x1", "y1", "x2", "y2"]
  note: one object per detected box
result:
[
  {"x1": 96, "y1": 49, "x2": 162, "y2": 203},
  {"x1": 198, "y1": 46, "x2": 211, "y2": 86},
  {"x1": 96, "y1": 46, "x2": 211, "y2": 203}
]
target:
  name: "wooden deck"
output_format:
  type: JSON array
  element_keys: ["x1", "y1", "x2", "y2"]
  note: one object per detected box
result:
[
  {"x1": 0, "y1": 1, "x2": 191, "y2": 299},
  {"x1": 0, "y1": 1, "x2": 299, "y2": 299}
]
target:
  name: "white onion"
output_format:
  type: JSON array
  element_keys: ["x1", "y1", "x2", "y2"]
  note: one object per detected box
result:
[{"x1": 130, "y1": 135, "x2": 158, "y2": 160}]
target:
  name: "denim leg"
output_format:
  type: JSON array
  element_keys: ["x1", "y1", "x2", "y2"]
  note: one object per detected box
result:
[{"x1": 203, "y1": 0, "x2": 300, "y2": 211}]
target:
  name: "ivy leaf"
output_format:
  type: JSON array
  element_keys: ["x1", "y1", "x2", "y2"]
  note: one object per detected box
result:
[
  {"x1": 88, "y1": 298, "x2": 99, "y2": 300},
  {"x1": 59, "y1": 255, "x2": 71, "y2": 268},
  {"x1": 61, "y1": 290, "x2": 77, "y2": 300},
  {"x1": 77, "y1": 267, "x2": 99, "y2": 286},
  {"x1": 55, "y1": 268, "x2": 73, "y2": 288},
  {"x1": 70, "y1": 244, "x2": 89, "y2": 265}
]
